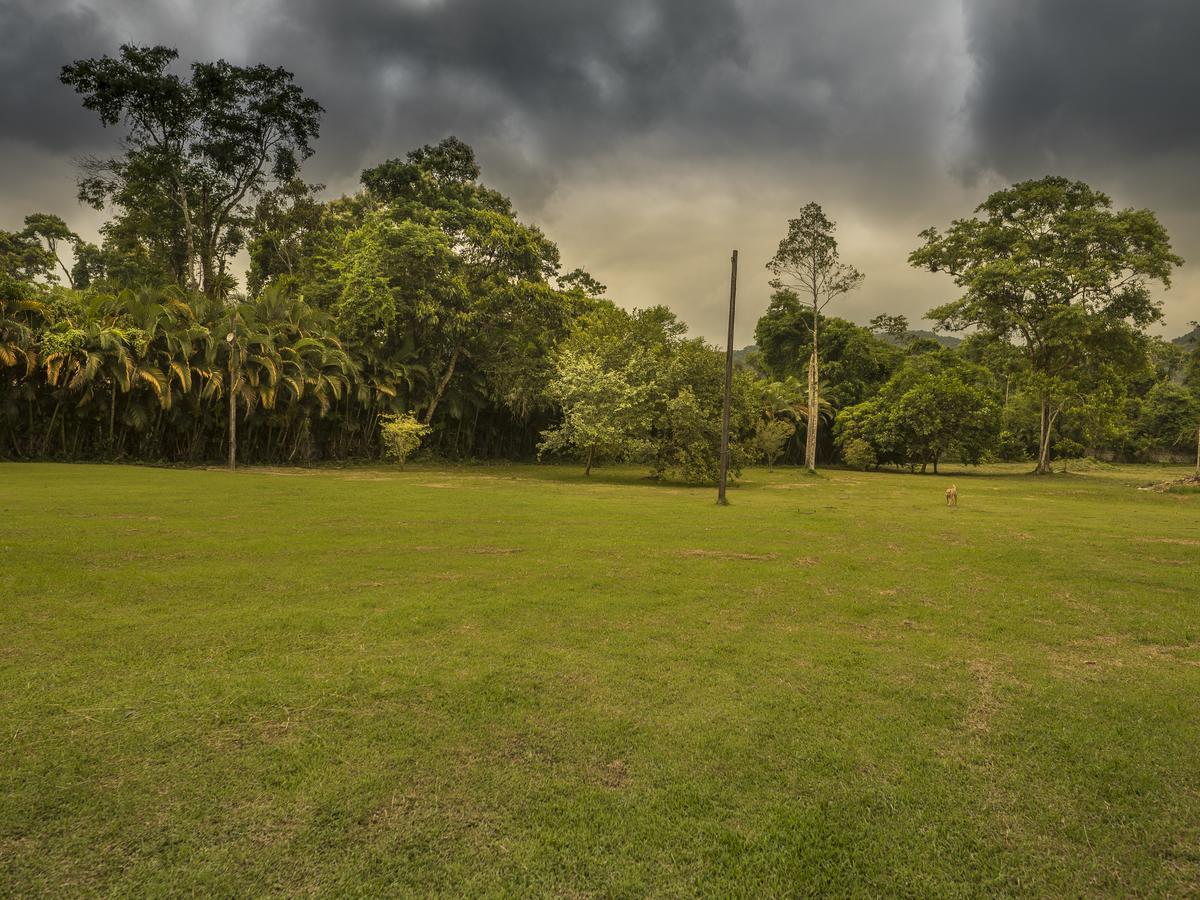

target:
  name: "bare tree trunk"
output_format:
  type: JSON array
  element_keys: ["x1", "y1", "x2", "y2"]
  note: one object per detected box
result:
[
  {"x1": 585, "y1": 445, "x2": 594, "y2": 476},
  {"x1": 421, "y1": 346, "x2": 461, "y2": 425},
  {"x1": 53, "y1": 248, "x2": 75, "y2": 289},
  {"x1": 178, "y1": 185, "x2": 200, "y2": 294},
  {"x1": 1036, "y1": 395, "x2": 1053, "y2": 475}
]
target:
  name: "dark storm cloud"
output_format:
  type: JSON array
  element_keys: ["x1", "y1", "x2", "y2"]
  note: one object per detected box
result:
[
  {"x1": 0, "y1": 1, "x2": 115, "y2": 152},
  {"x1": 1, "y1": 0, "x2": 1195, "y2": 335},
  {"x1": 964, "y1": 0, "x2": 1200, "y2": 175},
  {"x1": 3, "y1": 0, "x2": 960, "y2": 194},
  {"x1": 234, "y1": 0, "x2": 749, "y2": 192},
  {"x1": 239, "y1": 0, "x2": 968, "y2": 203}
]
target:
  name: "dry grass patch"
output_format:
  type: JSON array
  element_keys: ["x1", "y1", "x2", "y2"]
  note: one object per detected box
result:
[{"x1": 676, "y1": 548, "x2": 777, "y2": 561}]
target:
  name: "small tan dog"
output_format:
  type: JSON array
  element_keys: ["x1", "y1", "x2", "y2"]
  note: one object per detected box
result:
[{"x1": 945, "y1": 484, "x2": 958, "y2": 507}]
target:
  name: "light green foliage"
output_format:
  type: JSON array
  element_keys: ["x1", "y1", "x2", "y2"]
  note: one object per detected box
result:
[
  {"x1": 379, "y1": 412, "x2": 431, "y2": 466},
  {"x1": 538, "y1": 349, "x2": 650, "y2": 474},
  {"x1": 841, "y1": 436, "x2": 876, "y2": 470},
  {"x1": 0, "y1": 284, "x2": 353, "y2": 460},
  {"x1": 752, "y1": 417, "x2": 796, "y2": 468},
  {"x1": 542, "y1": 303, "x2": 756, "y2": 483}
]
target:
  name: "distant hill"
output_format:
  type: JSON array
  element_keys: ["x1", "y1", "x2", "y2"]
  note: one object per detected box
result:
[
  {"x1": 733, "y1": 328, "x2": 961, "y2": 362},
  {"x1": 732, "y1": 345, "x2": 759, "y2": 364},
  {"x1": 1172, "y1": 326, "x2": 1200, "y2": 349},
  {"x1": 877, "y1": 329, "x2": 962, "y2": 349}
]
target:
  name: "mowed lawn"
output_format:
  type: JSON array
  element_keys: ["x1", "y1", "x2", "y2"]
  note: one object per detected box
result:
[{"x1": 2, "y1": 461, "x2": 1199, "y2": 897}]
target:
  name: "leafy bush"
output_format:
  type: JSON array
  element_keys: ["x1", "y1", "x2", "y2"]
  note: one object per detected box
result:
[
  {"x1": 379, "y1": 413, "x2": 430, "y2": 466},
  {"x1": 651, "y1": 387, "x2": 749, "y2": 484},
  {"x1": 753, "y1": 417, "x2": 796, "y2": 468},
  {"x1": 842, "y1": 438, "x2": 876, "y2": 470}
]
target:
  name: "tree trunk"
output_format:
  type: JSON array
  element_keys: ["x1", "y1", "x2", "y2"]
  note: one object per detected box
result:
[
  {"x1": 108, "y1": 383, "x2": 117, "y2": 451},
  {"x1": 177, "y1": 184, "x2": 199, "y2": 294},
  {"x1": 1036, "y1": 395, "x2": 1053, "y2": 475},
  {"x1": 585, "y1": 446, "x2": 594, "y2": 476},
  {"x1": 42, "y1": 401, "x2": 61, "y2": 456},
  {"x1": 421, "y1": 346, "x2": 461, "y2": 425}
]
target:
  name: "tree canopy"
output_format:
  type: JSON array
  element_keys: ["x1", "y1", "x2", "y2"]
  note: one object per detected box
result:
[
  {"x1": 1, "y1": 49, "x2": 1192, "y2": 479},
  {"x1": 910, "y1": 175, "x2": 1182, "y2": 473}
]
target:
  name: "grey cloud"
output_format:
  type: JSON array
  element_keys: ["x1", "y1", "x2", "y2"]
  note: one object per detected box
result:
[
  {"x1": 0, "y1": 1, "x2": 114, "y2": 153},
  {"x1": 964, "y1": 0, "x2": 1200, "y2": 176},
  {"x1": 0, "y1": 1, "x2": 1195, "y2": 338}
]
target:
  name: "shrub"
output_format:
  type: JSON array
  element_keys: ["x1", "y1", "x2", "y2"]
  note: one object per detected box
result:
[
  {"x1": 753, "y1": 417, "x2": 796, "y2": 468},
  {"x1": 842, "y1": 438, "x2": 876, "y2": 470},
  {"x1": 379, "y1": 413, "x2": 430, "y2": 466}
]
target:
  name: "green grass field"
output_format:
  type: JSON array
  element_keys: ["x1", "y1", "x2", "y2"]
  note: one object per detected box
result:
[{"x1": 2, "y1": 461, "x2": 1199, "y2": 896}]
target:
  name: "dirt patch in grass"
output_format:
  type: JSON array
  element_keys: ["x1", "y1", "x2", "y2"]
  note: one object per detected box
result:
[
  {"x1": 467, "y1": 546, "x2": 524, "y2": 555},
  {"x1": 1135, "y1": 537, "x2": 1200, "y2": 547},
  {"x1": 676, "y1": 549, "x2": 777, "y2": 561},
  {"x1": 966, "y1": 658, "x2": 998, "y2": 734},
  {"x1": 596, "y1": 758, "x2": 629, "y2": 789},
  {"x1": 1049, "y1": 634, "x2": 1200, "y2": 677}
]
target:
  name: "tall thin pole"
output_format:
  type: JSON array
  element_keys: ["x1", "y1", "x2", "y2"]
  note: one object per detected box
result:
[
  {"x1": 227, "y1": 316, "x2": 237, "y2": 471},
  {"x1": 718, "y1": 250, "x2": 738, "y2": 505}
]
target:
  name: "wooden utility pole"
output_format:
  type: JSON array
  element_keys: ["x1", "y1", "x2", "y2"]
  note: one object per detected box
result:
[
  {"x1": 718, "y1": 250, "x2": 738, "y2": 505},
  {"x1": 226, "y1": 323, "x2": 237, "y2": 471}
]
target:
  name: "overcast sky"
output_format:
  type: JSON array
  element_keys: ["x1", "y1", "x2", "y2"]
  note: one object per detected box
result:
[{"x1": 3, "y1": 0, "x2": 1198, "y2": 343}]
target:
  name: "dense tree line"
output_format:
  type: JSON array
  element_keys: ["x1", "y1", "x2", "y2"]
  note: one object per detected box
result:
[{"x1": 3, "y1": 45, "x2": 1198, "y2": 477}]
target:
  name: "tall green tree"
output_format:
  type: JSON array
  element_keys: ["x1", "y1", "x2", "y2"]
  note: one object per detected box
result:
[
  {"x1": 1, "y1": 229, "x2": 56, "y2": 298},
  {"x1": 766, "y1": 204, "x2": 864, "y2": 471},
  {"x1": 910, "y1": 176, "x2": 1182, "y2": 473},
  {"x1": 22, "y1": 214, "x2": 81, "y2": 287},
  {"x1": 61, "y1": 45, "x2": 322, "y2": 296}
]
